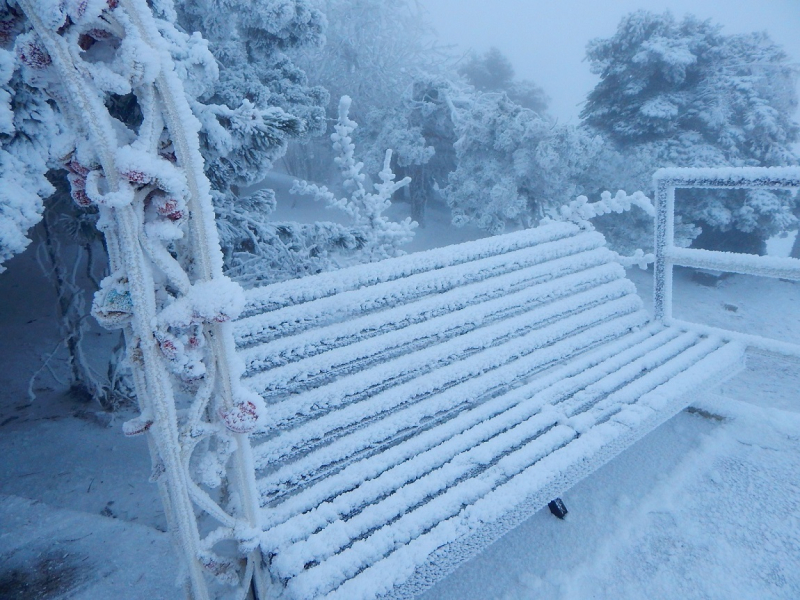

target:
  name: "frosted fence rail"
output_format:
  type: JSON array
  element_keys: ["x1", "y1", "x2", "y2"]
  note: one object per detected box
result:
[{"x1": 653, "y1": 166, "x2": 800, "y2": 358}]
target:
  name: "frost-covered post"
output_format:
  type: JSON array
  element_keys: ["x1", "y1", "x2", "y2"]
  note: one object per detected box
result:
[
  {"x1": 653, "y1": 177, "x2": 674, "y2": 322},
  {"x1": 11, "y1": 1, "x2": 268, "y2": 597}
]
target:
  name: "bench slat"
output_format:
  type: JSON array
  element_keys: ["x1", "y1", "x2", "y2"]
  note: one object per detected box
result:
[
  {"x1": 251, "y1": 293, "x2": 646, "y2": 472},
  {"x1": 247, "y1": 278, "x2": 641, "y2": 414},
  {"x1": 327, "y1": 341, "x2": 746, "y2": 600},
  {"x1": 239, "y1": 251, "x2": 618, "y2": 375},
  {"x1": 241, "y1": 222, "x2": 583, "y2": 316},
  {"x1": 236, "y1": 230, "x2": 607, "y2": 347},
  {"x1": 245, "y1": 263, "x2": 631, "y2": 402},
  {"x1": 280, "y1": 338, "x2": 742, "y2": 600},
  {"x1": 230, "y1": 222, "x2": 747, "y2": 600},
  {"x1": 258, "y1": 323, "x2": 671, "y2": 533},
  {"x1": 255, "y1": 310, "x2": 650, "y2": 504},
  {"x1": 265, "y1": 331, "x2": 701, "y2": 577}
]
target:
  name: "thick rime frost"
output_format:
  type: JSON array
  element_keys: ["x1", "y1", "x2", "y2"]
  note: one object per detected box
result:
[
  {"x1": 4, "y1": 1, "x2": 799, "y2": 598},
  {"x1": 583, "y1": 11, "x2": 800, "y2": 248},
  {"x1": 0, "y1": 42, "x2": 57, "y2": 271},
  {"x1": 231, "y1": 222, "x2": 747, "y2": 600},
  {"x1": 444, "y1": 91, "x2": 606, "y2": 234}
]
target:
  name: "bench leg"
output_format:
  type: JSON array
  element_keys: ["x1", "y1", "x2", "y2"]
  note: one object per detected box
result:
[{"x1": 548, "y1": 498, "x2": 569, "y2": 519}]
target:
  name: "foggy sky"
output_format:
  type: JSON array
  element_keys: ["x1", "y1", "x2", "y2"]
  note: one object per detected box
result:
[{"x1": 421, "y1": 0, "x2": 800, "y2": 123}]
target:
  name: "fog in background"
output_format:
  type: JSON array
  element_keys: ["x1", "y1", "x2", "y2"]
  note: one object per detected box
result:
[{"x1": 422, "y1": 0, "x2": 800, "y2": 123}]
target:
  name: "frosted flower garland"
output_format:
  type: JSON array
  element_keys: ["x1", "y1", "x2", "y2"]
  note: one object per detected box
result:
[{"x1": 9, "y1": 1, "x2": 269, "y2": 596}]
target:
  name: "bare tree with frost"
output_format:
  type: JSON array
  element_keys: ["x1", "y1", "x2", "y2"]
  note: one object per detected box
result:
[{"x1": 291, "y1": 95, "x2": 417, "y2": 262}]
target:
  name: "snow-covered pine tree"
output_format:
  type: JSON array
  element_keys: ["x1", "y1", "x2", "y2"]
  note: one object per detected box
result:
[
  {"x1": 173, "y1": 0, "x2": 345, "y2": 285},
  {"x1": 582, "y1": 10, "x2": 800, "y2": 253},
  {"x1": 444, "y1": 90, "x2": 604, "y2": 234}
]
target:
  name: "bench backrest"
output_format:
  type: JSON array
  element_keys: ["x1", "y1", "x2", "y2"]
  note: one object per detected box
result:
[{"x1": 233, "y1": 222, "x2": 651, "y2": 506}]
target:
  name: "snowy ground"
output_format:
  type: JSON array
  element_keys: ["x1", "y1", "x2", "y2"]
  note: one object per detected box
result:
[{"x1": 1, "y1": 199, "x2": 799, "y2": 599}]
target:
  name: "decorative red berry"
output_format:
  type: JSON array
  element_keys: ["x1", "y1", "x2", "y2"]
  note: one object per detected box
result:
[
  {"x1": 219, "y1": 401, "x2": 258, "y2": 434},
  {"x1": 158, "y1": 337, "x2": 178, "y2": 359},
  {"x1": 71, "y1": 188, "x2": 92, "y2": 207},
  {"x1": 153, "y1": 196, "x2": 185, "y2": 222},
  {"x1": 67, "y1": 173, "x2": 92, "y2": 207},
  {"x1": 120, "y1": 169, "x2": 150, "y2": 185},
  {"x1": 155, "y1": 197, "x2": 178, "y2": 215},
  {"x1": 17, "y1": 39, "x2": 51, "y2": 69},
  {"x1": 86, "y1": 28, "x2": 113, "y2": 40},
  {"x1": 78, "y1": 34, "x2": 95, "y2": 51},
  {"x1": 66, "y1": 159, "x2": 90, "y2": 177}
]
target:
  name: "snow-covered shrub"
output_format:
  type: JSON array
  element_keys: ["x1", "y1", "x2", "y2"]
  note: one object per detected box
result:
[
  {"x1": 291, "y1": 95, "x2": 416, "y2": 262},
  {"x1": 0, "y1": 38, "x2": 57, "y2": 272},
  {"x1": 444, "y1": 91, "x2": 604, "y2": 234}
]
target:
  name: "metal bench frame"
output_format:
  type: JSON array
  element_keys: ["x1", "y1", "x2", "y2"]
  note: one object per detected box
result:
[{"x1": 654, "y1": 167, "x2": 800, "y2": 358}]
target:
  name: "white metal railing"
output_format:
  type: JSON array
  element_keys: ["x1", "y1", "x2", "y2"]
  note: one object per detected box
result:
[{"x1": 653, "y1": 167, "x2": 800, "y2": 358}]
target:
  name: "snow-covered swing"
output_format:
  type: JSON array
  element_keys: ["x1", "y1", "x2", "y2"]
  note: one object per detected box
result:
[{"x1": 15, "y1": 2, "x2": 800, "y2": 599}]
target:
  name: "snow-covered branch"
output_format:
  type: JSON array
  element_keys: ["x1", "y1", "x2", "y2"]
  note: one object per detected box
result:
[
  {"x1": 291, "y1": 95, "x2": 417, "y2": 262},
  {"x1": 548, "y1": 190, "x2": 656, "y2": 269}
]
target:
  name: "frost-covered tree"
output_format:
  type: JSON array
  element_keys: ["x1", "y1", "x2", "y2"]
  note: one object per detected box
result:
[
  {"x1": 445, "y1": 91, "x2": 603, "y2": 234},
  {"x1": 176, "y1": 0, "x2": 328, "y2": 140},
  {"x1": 582, "y1": 10, "x2": 800, "y2": 252},
  {"x1": 359, "y1": 75, "x2": 459, "y2": 225},
  {"x1": 458, "y1": 47, "x2": 549, "y2": 114},
  {"x1": 0, "y1": 13, "x2": 58, "y2": 271},
  {"x1": 173, "y1": 0, "x2": 340, "y2": 283},
  {"x1": 292, "y1": 0, "x2": 443, "y2": 125},
  {"x1": 284, "y1": 0, "x2": 450, "y2": 182}
]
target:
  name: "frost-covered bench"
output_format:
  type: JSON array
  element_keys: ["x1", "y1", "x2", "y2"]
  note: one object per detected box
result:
[{"x1": 233, "y1": 219, "x2": 747, "y2": 600}]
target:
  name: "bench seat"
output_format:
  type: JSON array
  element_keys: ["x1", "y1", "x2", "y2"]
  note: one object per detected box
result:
[{"x1": 234, "y1": 222, "x2": 745, "y2": 600}]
